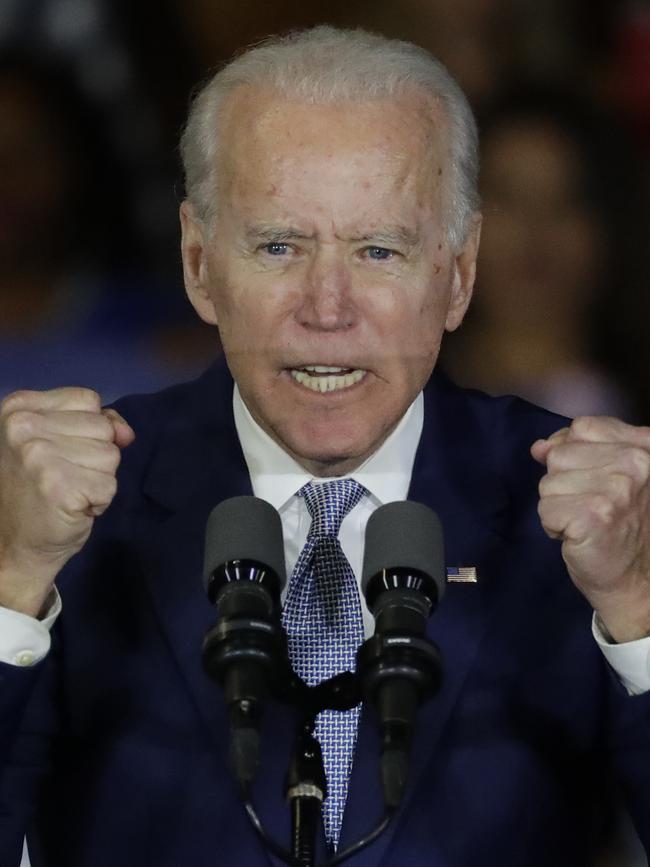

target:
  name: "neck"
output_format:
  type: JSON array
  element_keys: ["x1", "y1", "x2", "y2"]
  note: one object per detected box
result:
[
  {"x1": 296, "y1": 453, "x2": 368, "y2": 479},
  {"x1": 264, "y1": 420, "x2": 396, "y2": 480}
]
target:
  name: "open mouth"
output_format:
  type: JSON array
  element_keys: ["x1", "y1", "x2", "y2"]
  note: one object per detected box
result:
[{"x1": 289, "y1": 365, "x2": 367, "y2": 393}]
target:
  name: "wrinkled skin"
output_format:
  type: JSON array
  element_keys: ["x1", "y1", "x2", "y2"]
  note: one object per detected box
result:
[{"x1": 181, "y1": 88, "x2": 480, "y2": 477}]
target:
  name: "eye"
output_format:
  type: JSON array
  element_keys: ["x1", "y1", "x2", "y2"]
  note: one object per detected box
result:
[
  {"x1": 261, "y1": 242, "x2": 290, "y2": 256},
  {"x1": 364, "y1": 246, "x2": 395, "y2": 261}
]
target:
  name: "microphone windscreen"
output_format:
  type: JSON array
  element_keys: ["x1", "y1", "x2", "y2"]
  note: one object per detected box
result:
[
  {"x1": 203, "y1": 496, "x2": 287, "y2": 592},
  {"x1": 362, "y1": 501, "x2": 446, "y2": 601}
]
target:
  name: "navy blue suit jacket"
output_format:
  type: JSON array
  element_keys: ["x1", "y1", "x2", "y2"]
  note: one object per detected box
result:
[{"x1": 1, "y1": 360, "x2": 649, "y2": 866}]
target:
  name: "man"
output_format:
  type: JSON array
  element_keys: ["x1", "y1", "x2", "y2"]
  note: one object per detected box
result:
[{"x1": 1, "y1": 26, "x2": 649, "y2": 866}]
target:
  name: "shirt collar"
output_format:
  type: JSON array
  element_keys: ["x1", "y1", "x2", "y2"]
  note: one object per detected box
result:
[{"x1": 233, "y1": 386, "x2": 424, "y2": 511}]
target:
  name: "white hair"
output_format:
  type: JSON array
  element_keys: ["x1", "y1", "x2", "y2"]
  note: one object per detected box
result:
[{"x1": 180, "y1": 25, "x2": 480, "y2": 249}]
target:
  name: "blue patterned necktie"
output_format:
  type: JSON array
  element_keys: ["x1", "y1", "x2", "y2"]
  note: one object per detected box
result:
[{"x1": 282, "y1": 479, "x2": 367, "y2": 850}]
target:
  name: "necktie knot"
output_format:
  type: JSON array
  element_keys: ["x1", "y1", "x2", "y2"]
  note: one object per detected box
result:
[{"x1": 299, "y1": 479, "x2": 366, "y2": 539}]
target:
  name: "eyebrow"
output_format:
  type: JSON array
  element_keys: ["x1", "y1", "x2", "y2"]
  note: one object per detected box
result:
[
  {"x1": 347, "y1": 226, "x2": 420, "y2": 248},
  {"x1": 244, "y1": 225, "x2": 314, "y2": 244},
  {"x1": 243, "y1": 224, "x2": 420, "y2": 248}
]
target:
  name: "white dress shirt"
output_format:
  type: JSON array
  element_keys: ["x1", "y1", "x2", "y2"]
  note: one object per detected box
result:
[
  {"x1": 233, "y1": 385, "x2": 423, "y2": 638},
  {"x1": 0, "y1": 591, "x2": 61, "y2": 667},
  {"x1": 1, "y1": 385, "x2": 649, "y2": 696}
]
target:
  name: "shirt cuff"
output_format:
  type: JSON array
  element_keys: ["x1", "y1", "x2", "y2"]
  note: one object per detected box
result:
[
  {"x1": 592, "y1": 613, "x2": 650, "y2": 695},
  {"x1": 0, "y1": 589, "x2": 61, "y2": 667}
]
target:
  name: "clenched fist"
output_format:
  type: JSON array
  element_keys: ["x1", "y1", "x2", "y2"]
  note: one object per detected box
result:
[
  {"x1": 532, "y1": 416, "x2": 650, "y2": 643},
  {"x1": 0, "y1": 387, "x2": 134, "y2": 617}
]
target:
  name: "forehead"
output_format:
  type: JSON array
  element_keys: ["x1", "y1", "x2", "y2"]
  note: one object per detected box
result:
[{"x1": 215, "y1": 86, "x2": 450, "y2": 217}]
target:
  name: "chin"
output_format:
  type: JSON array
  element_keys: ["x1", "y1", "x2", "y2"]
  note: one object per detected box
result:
[
  {"x1": 280, "y1": 422, "x2": 383, "y2": 475},
  {"x1": 291, "y1": 437, "x2": 364, "y2": 467}
]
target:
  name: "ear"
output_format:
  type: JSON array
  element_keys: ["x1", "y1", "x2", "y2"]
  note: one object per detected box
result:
[
  {"x1": 180, "y1": 200, "x2": 219, "y2": 326},
  {"x1": 445, "y1": 213, "x2": 482, "y2": 332}
]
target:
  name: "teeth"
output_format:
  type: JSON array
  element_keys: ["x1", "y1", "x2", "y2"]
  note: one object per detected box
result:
[{"x1": 291, "y1": 368, "x2": 366, "y2": 393}]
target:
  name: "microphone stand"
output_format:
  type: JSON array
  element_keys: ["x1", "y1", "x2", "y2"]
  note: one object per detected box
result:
[
  {"x1": 282, "y1": 671, "x2": 360, "y2": 866},
  {"x1": 285, "y1": 717, "x2": 327, "y2": 867},
  {"x1": 205, "y1": 650, "x2": 399, "y2": 867}
]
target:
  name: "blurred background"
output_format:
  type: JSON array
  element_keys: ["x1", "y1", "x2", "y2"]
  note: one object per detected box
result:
[
  {"x1": 1, "y1": 0, "x2": 648, "y2": 415},
  {"x1": 1, "y1": 1, "x2": 648, "y2": 861}
]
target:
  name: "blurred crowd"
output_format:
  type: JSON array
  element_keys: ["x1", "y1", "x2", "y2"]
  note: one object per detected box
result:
[
  {"x1": 1, "y1": 1, "x2": 649, "y2": 862},
  {"x1": 1, "y1": 0, "x2": 648, "y2": 415}
]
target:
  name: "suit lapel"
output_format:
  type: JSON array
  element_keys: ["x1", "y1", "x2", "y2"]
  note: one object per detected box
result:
[
  {"x1": 132, "y1": 362, "x2": 300, "y2": 865},
  {"x1": 340, "y1": 373, "x2": 514, "y2": 865},
  {"x1": 134, "y1": 361, "x2": 250, "y2": 738}
]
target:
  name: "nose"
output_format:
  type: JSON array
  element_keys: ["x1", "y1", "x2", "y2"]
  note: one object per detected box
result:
[{"x1": 296, "y1": 249, "x2": 356, "y2": 331}]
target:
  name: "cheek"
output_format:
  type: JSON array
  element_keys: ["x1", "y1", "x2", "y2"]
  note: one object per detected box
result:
[
  {"x1": 363, "y1": 274, "x2": 431, "y2": 324},
  {"x1": 416, "y1": 310, "x2": 446, "y2": 360},
  {"x1": 364, "y1": 269, "x2": 451, "y2": 338},
  {"x1": 385, "y1": 298, "x2": 447, "y2": 374},
  {"x1": 205, "y1": 266, "x2": 285, "y2": 344}
]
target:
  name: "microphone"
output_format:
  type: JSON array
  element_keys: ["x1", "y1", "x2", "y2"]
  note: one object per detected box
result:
[
  {"x1": 201, "y1": 496, "x2": 289, "y2": 787},
  {"x1": 356, "y1": 501, "x2": 446, "y2": 809}
]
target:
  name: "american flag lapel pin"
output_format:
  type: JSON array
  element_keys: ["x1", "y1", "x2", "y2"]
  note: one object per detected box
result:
[{"x1": 446, "y1": 566, "x2": 478, "y2": 583}]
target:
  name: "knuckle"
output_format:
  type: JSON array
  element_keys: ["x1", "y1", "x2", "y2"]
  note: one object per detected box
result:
[
  {"x1": 0, "y1": 390, "x2": 37, "y2": 415},
  {"x1": 588, "y1": 494, "x2": 615, "y2": 526},
  {"x1": 625, "y1": 447, "x2": 650, "y2": 482},
  {"x1": 565, "y1": 517, "x2": 586, "y2": 541},
  {"x1": 20, "y1": 437, "x2": 52, "y2": 469},
  {"x1": 609, "y1": 472, "x2": 634, "y2": 507},
  {"x1": 569, "y1": 416, "x2": 597, "y2": 440},
  {"x1": 73, "y1": 388, "x2": 101, "y2": 411},
  {"x1": 103, "y1": 442, "x2": 121, "y2": 472},
  {"x1": 104, "y1": 474, "x2": 118, "y2": 501},
  {"x1": 545, "y1": 448, "x2": 563, "y2": 473},
  {"x1": 536, "y1": 499, "x2": 561, "y2": 538},
  {"x1": 3, "y1": 410, "x2": 37, "y2": 446},
  {"x1": 90, "y1": 477, "x2": 118, "y2": 515},
  {"x1": 93, "y1": 473, "x2": 118, "y2": 508},
  {"x1": 55, "y1": 386, "x2": 101, "y2": 412}
]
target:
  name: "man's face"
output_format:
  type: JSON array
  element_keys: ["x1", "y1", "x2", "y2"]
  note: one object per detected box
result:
[{"x1": 182, "y1": 88, "x2": 479, "y2": 475}]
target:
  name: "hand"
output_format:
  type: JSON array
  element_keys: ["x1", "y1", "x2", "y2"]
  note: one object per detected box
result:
[
  {"x1": 0, "y1": 388, "x2": 134, "y2": 616},
  {"x1": 532, "y1": 416, "x2": 650, "y2": 643}
]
